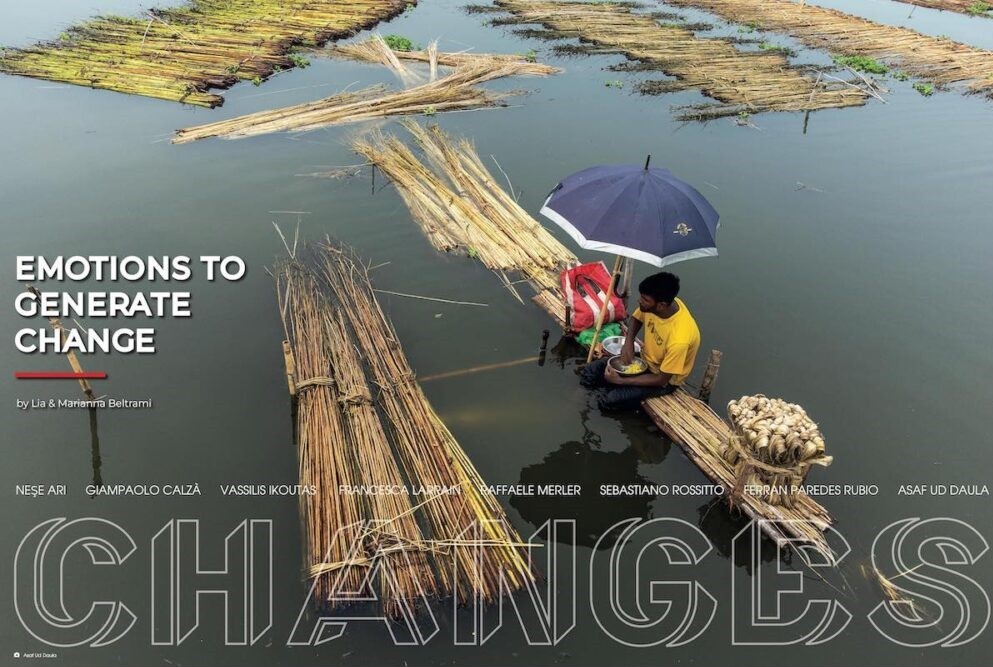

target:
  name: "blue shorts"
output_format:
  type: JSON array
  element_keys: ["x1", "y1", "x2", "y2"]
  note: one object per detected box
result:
[{"x1": 579, "y1": 358, "x2": 677, "y2": 411}]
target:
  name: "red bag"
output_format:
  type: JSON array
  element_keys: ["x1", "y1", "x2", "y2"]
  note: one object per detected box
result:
[{"x1": 561, "y1": 262, "x2": 627, "y2": 331}]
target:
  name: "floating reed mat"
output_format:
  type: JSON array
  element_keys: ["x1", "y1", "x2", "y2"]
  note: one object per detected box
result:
[
  {"x1": 276, "y1": 242, "x2": 534, "y2": 612},
  {"x1": 642, "y1": 390, "x2": 834, "y2": 556},
  {"x1": 667, "y1": 0, "x2": 993, "y2": 96},
  {"x1": 0, "y1": 0, "x2": 414, "y2": 107},
  {"x1": 890, "y1": 0, "x2": 993, "y2": 18},
  {"x1": 353, "y1": 121, "x2": 576, "y2": 322},
  {"x1": 333, "y1": 34, "x2": 560, "y2": 82},
  {"x1": 493, "y1": 0, "x2": 867, "y2": 120},
  {"x1": 173, "y1": 55, "x2": 554, "y2": 143}
]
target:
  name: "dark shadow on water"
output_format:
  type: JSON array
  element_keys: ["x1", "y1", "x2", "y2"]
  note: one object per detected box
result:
[{"x1": 697, "y1": 497, "x2": 779, "y2": 570}]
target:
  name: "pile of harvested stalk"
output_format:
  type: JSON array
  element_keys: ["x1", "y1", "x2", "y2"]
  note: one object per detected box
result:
[
  {"x1": 334, "y1": 34, "x2": 560, "y2": 81},
  {"x1": 891, "y1": 0, "x2": 993, "y2": 17},
  {"x1": 668, "y1": 0, "x2": 993, "y2": 97},
  {"x1": 642, "y1": 390, "x2": 834, "y2": 555},
  {"x1": 276, "y1": 241, "x2": 533, "y2": 612},
  {"x1": 353, "y1": 121, "x2": 576, "y2": 322},
  {"x1": 493, "y1": 0, "x2": 867, "y2": 120},
  {"x1": 173, "y1": 53, "x2": 556, "y2": 143},
  {"x1": 720, "y1": 395, "x2": 832, "y2": 508},
  {"x1": 0, "y1": 0, "x2": 413, "y2": 107}
]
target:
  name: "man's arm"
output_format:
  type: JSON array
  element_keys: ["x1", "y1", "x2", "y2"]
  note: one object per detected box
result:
[{"x1": 619, "y1": 315, "x2": 643, "y2": 364}]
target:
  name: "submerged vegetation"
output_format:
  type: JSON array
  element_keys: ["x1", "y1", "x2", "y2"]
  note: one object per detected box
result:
[
  {"x1": 493, "y1": 0, "x2": 866, "y2": 120},
  {"x1": 0, "y1": 0, "x2": 415, "y2": 107},
  {"x1": 383, "y1": 34, "x2": 416, "y2": 51},
  {"x1": 893, "y1": 0, "x2": 992, "y2": 16}
]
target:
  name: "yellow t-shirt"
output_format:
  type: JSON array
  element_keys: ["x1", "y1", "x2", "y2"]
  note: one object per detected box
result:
[{"x1": 632, "y1": 298, "x2": 701, "y2": 385}]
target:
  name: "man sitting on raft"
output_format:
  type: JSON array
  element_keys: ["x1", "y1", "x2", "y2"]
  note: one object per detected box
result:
[{"x1": 581, "y1": 271, "x2": 700, "y2": 411}]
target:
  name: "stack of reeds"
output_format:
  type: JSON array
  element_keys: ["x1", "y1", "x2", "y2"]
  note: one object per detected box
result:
[
  {"x1": 0, "y1": 0, "x2": 414, "y2": 107},
  {"x1": 172, "y1": 52, "x2": 556, "y2": 143},
  {"x1": 892, "y1": 0, "x2": 993, "y2": 15},
  {"x1": 642, "y1": 390, "x2": 833, "y2": 555},
  {"x1": 494, "y1": 0, "x2": 867, "y2": 120},
  {"x1": 334, "y1": 35, "x2": 560, "y2": 80},
  {"x1": 668, "y1": 0, "x2": 993, "y2": 96},
  {"x1": 353, "y1": 121, "x2": 576, "y2": 321},
  {"x1": 276, "y1": 241, "x2": 534, "y2": 612},
  {"x1": 720, "y1": 395, "x2": 832, "y2": 508}
]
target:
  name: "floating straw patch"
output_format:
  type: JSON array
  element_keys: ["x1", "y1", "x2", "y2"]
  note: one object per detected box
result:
[
  {"x1": 494, "y1": 0, "x2": 867, "y2": 120},
  {"x1": 353, "y1": 121, "x2": 576, "y2": 321},
  {"x1": 0, "y1": 0, "x2": 414, "y2": 107},
  {"x1": 277, "y1": 242, "x2": 535, "y2": 611},
  {"x1": 668, "y1": 0, "x2": 993, "y2": 96},
  {"x1": 890, "y1": 0, "x2": 993, "y2": 17},
  {"x1": 172, "y1": 55, "x2": 555, "y2": 143}
]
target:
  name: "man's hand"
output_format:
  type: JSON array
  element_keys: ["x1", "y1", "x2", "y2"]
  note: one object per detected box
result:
[{"x1": 603, "y1": 362, "x2": 628, "y2": 385}]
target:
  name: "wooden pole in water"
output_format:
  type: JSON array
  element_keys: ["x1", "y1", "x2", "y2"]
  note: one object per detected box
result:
[
  {"x1": 585, "y1": 254, "x2": 624, "y2": 363},
  {"x1": 697, "y1": 349, "x2": 723, "y2": 404},
  {"x1": 26, "y1": 285, "x2": 95, "y2": 400}
]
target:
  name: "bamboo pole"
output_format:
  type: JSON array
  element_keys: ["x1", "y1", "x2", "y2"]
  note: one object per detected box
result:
[
  {"x1": 25, "y1": 285, "x2": 95, "y2": 400},
  {"x1": 697, "y1": 349, "x2": 723, "y2": 404},
  {"x1": 585, "y1": 255, "x2": 623, "y2": 363}
]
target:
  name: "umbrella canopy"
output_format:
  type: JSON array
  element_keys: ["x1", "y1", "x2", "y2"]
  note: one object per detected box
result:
[{"x1": 540, "y1": 160, "x2": 720, "y2": 267}]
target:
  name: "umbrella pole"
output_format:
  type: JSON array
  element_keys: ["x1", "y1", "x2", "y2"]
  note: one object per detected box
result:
[{"x1": 585, "y1": 254, "x2": 623, "y2": 364}]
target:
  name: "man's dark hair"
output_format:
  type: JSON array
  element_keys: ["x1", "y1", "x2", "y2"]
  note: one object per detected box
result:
[{"x1": 638, "y1": 272, "x2": 680, "y2": 303}]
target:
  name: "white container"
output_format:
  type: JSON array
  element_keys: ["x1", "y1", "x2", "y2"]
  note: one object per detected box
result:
[{"x1": 601, "y1": 335, "x2": 641, "y2": 356}]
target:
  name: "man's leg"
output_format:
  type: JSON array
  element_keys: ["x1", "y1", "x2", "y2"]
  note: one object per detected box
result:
[
  {"x1": 579, "y1": 358, "x2": 610, "y2": 388},
  {"x1": 596, "y1": 382, "x2": 677, "y2": 411}
]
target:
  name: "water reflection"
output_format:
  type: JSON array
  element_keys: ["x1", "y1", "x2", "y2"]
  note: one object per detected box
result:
[{"x1": 88, "y1": 407, "x2": 103, "y2": 495}]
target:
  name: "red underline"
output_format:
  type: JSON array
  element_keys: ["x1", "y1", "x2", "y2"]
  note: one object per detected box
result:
[{"x1": 14, "y1": 372, "x2": 108, "y2": 380}]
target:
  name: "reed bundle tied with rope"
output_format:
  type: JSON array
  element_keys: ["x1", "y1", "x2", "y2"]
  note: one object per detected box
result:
[
  {"x1": 276, "y1": 241, "x2": 534, "y2": 612},
  {"x1": 494, "y1": 0, "x2": 867, "y2": 120},
  {"x1": 173, "y1": 50, "x2": 556, "y2": 143},
  {"x1": 720, "y1": 395, "x2": 832, "y2": 508},
  {"x1": 642, "y1": 391, "x2": 833, "y2": 554},
  {"x1": 668, "y1": 0, "x2": 993, "y2": 97},
  {"x1": 0, "y1": 0, "x2": 414, "y2": 107},
  {"x1": 354, "y1": 121, "x2": 576, "y2": 320}
]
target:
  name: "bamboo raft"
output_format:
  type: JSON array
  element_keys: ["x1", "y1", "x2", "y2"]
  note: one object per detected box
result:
[
  {"x1": 354, "y1": 121, "x2": 577, "y2": 323},
  {"x1": 668, "y1": 0, "x2": 993, "y2": 97},
  {"x1": 360, "y1": 125, "x2": 836, "y2": 556},
  {"x1": 643, "y1": 391, "x2": 833, "y2": 554},
  {"x1": 493, "y1": 0, "x2": 867, "y2": 120},
  {"x1": 173, "y1": 51, "x2": 556, "y2": 143},
  {"x1": 277, "y1": 241, "x2": 533, "y2": 613},
  {"x1": 0, "y1": 0, "x2": 413, "y2": 107}
]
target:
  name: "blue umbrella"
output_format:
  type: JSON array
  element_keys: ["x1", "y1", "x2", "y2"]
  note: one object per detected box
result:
[{"x1": 540, "y1": 156, "x2": 720, "y2": 267}]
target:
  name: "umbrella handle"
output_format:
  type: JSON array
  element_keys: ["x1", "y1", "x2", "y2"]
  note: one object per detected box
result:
[{"x1": 585, "y1": 255, "x2": 623, "y2": 364}]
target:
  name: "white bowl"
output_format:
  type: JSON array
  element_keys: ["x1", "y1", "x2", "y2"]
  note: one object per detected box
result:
[{"x1": 601, "y1": 335, "x2": 641, "y2": 356}]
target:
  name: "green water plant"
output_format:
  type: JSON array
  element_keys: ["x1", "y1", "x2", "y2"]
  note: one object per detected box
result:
[
  {"x1": 831, "y1": 54, "x2": 887, "y2": 74},
  {"x1": 913, "y1": 82, "x2": 934, "y2": 96},
  {"x1": 383, "y1": 34, "x2": 415, "y2": 52},
  {"x1": 966, "y1": 2, "x2": 991, "y2": 16},
  {"x1": 759, "y1": 41, "x2": 795, "y2": 56},
  {"x1": 288, "y1": 53, "x2": 310, "y2": 68},
  {"x1": 605, "y1": 79, "x2": 624, "y2": 88}
]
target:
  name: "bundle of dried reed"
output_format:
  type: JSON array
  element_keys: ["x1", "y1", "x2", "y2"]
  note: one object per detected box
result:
[
  {"x1": 0, "y1": 0, "x2": 414, "y2": 107},
  {"x1": 494, "y1": 0, "x2": 867, "y2": 120},
  {"x1": 277, "y1": 241, "x2": 535, "y2": 611},
  {"x1": 173, "y1": 55, "x2": 554, "y2": 143},
  {"x1": 353, "y1": 122, "x2": 575, "y2": 320},
  {"x1": 668, "y1": 0, "x2": 993, "y2": 96},
  {"x1": 643, "y1": 390, "x2": 834, "y2": 556},
  {"x1": 892, "y1": 0, "x2": 992, "y2": 15}
]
